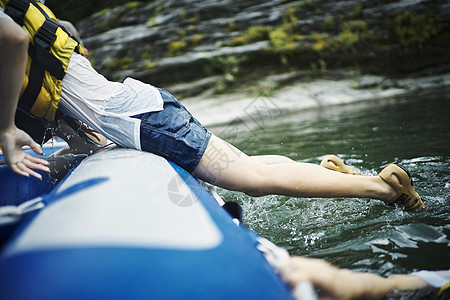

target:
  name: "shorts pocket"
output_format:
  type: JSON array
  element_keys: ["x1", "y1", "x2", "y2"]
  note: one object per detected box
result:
[{"x1": 140, "y1": 104, "x2": 190, "y2": 138}]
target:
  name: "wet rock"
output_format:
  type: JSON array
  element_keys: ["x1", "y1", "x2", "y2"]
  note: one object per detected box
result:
[
  {"x1": 355, "y1": 75, "x2": 384, "y2": 89},
  {"x1": 76, "y1": 0, "x2": 450, "y2": 97}
]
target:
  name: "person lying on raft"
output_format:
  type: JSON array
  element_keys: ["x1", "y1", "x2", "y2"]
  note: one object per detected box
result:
[
  {"x1": 280, "y1": 255, "x2": 450, "y2": 300},
  {"x1": 0, "y1": 5, "x2": 424, "y2": 211}
]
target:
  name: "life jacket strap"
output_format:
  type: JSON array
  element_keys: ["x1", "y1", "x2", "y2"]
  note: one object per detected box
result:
[
  {"x1": 35, "y1": 19, "x2": 57, "y2": 48},
  {"x1": 18, "y1": 53, "x2": 45, "y2": 112},
  {"x1": 32, "y1": 19, "x2": 65, "y2": 80},
  {"x1": 4, "y1": 0, "x2": 29, "y2": 26},
  {"x1": 5, "y1": 0, "x2": 80, "y2": 123},
  {"x1": 17, "y1": 4, "x2": 66, "y2": 113}
]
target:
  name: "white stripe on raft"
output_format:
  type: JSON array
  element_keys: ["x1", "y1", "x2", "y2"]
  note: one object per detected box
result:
[{"x1": 4, "y1": 149, "x2": 222, "y2": 256}]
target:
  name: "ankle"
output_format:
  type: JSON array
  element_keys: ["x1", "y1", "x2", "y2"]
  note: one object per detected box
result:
[{"x1": 374, "y1": 176, "x2": 397, "y2": 203}]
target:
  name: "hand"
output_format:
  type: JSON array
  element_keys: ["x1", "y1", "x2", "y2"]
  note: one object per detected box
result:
[
  {"x1": 82, "y1": 47, "x2": 89, "y2": 58},
  {"x1": 280, "y1": 256, "x2": 359, "y2": 300},
  {"x1": 280, "y1": 256, "x2": 429, "y2": 299},
  {"x1": 0, "y1": 127, "x2": 50, "y2": 179}
]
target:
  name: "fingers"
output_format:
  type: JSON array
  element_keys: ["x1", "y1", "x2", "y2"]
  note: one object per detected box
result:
[
  {"x1": 28, "y1": 139, "x2": 43, "y2": 155},
  {"x1": 18, "y1": 161, "x2": 42, "y2": 180},
  {"x1": 23, "y1": 154, "x2": 50, "y2": 179},
  {"x1": 281, "y1": 267, "x2": 310, "y2": 287},
  {"x1": 9, "y1": 162, "x2": 31, "y2": 178},
  {"x1": 1, "y1": 128, "x2": 51, "y2": 179},
  {"x1": 11, "y1": 154, "x2": 50, "y2": 180},
  {"x1": 19, "y1": 130, "x2": 44, "y2": 155},
  {"x1": 280, "y1": 257, "x2": 328, "y2": 286},
  {"x1": 83, "y1": 47, "x2": 89, "y2": 58},
  {"x1": 25, "y1": 154, "x2": 50, "y2": 171}
]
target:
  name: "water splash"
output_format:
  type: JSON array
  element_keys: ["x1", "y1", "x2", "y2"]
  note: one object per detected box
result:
[{"x1": 210, "y1": 89, "x2": 450, "y2": 275}]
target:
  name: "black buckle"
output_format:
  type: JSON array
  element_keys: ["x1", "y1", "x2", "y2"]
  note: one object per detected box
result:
[
  {"x1": 6, "y1": 0, "x2": 29, "y2": 13},
  {"x1": 5, "y1": 0, "x2": 30, "y2": 26},
  {"x1": 34, "y1": 19, "x2": 58, "y2": 49}
]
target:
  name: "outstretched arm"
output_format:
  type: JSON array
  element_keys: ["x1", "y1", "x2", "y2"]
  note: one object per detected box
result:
[
  {"x1": 0, "y1": 16, "x2": 49, "y2": 179},
  {"x1": 280, "y1": 256, "x2": 429, "y2": 299}
]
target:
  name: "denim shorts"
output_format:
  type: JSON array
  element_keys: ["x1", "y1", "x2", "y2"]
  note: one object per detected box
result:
[{"x1": 132, "y1": 88, "x2": 211, "y2": 173}]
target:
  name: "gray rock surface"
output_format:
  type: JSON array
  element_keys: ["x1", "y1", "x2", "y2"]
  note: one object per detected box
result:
[
  {"x1": 78, "y1": 0, "x2": 450, "y2": 87},
  {"x1": 76, "y1": 0, "x2": 450, "y2": 125}
]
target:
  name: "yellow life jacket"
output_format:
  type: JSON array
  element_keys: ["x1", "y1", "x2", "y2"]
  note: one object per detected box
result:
[{"x1": 1, "y1": 0, "x2": 83, "y2": 122}]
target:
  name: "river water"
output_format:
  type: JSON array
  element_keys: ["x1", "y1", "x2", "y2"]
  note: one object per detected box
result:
[{"x1": 209, "y1": 87, "x2": 450, "y2": 276}]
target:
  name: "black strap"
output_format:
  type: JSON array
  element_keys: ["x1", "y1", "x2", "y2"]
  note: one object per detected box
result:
[
  {"x1": 4, "y1": 0, "x2": 29, "y2": 26},
  {"x1": 19, "y1": 17, "x2": 65, "y2": 113},
  {"x1": 32, "y1": 19, "x2": 65, "y2": 80},
  {"x1": 7, "y1": 0, "x2": 75, "y2": 119},
  {"x1": 18, "y1": 50, "x2": 45, "y2": 112},
  {"x1": 30, "y1": 0, "x2": 82, "y2": 51}
]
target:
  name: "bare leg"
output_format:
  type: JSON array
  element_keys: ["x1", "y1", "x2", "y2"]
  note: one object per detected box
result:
[
  {"x1": 252, "y1": 155, "x2": 296, "y2": 165},
  {"x1": 193, "y1": 134, "x2": 396, "y2": 202}
]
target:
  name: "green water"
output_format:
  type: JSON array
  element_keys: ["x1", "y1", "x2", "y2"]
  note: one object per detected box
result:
[{"x1": 210, "y1": 87, "x2": 450, "y2": 276}]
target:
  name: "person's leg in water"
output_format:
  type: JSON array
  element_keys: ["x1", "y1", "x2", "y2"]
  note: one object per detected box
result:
[{"x1": 193, "y1": 134, "x2": 423, "y2": 210}]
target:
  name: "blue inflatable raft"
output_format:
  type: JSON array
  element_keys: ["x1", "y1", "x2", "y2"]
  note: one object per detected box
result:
[{"x1": 0, "y1": 148, "x2": 295, "y2": 299}]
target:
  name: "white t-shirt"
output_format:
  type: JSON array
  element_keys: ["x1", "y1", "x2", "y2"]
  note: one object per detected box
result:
[
  {"x1": 1, "y1": 8, "x2": 164, "y2": 150},
  {"x1": 60, "y1": 53, "x2": 163, "y2": 150}
]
